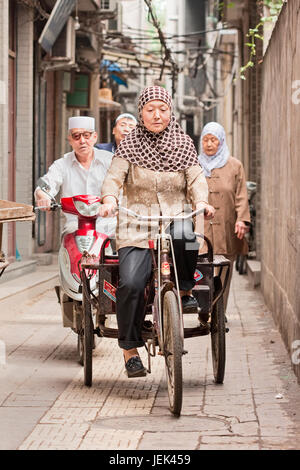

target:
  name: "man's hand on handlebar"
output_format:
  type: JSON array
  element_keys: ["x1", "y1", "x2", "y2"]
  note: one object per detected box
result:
[{"x1": 35, "y1": 189, "x2": 52, "y2": 211}]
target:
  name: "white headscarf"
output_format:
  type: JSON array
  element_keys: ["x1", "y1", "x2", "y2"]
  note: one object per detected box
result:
[{"x1": 198, "y1": 122, "x2": 230, "y2": 177}]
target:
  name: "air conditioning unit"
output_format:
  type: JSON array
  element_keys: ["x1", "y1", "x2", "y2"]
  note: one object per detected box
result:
[{"x1": 51, "y1": 17, "x2": 76, "y2": 64}]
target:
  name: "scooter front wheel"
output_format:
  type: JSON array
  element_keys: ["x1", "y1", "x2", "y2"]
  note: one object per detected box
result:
[
  {"x1": 77, "y1": 333, "x2": 84, "y2": 366},
  {"x1": 82, "y1": 282, "x2": 93, "y2": 387}
]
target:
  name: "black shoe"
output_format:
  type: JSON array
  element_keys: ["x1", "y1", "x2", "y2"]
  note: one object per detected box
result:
[
  {"x1": 181, "y1": 295, "x2": 198, "y2": 313},
  {"x1": 142, "y1": 320, "x2": 153, "y2": 332},
  {"x1": 198, "y1": 312, "x2": 209, "y2": 323},
  {"x1": 124, "y1": 356, "x2": 147, "y2": 378}
]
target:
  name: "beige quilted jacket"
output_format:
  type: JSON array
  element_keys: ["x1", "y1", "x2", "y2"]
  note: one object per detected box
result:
[{"x1": 101, "y1": 157, "x2": 208, "y2": 250}]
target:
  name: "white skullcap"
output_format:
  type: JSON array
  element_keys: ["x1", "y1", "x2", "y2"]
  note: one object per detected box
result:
[
  {"x1": 115, "y1": 113, "x2": 137, "y2": 124},
  {"x1": 68, "y1": 116, "x2": 95, "y2": 131}
]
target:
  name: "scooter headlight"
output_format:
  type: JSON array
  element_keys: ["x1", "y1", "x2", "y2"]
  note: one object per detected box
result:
[{"x1": 74, "y1": 200, "x2": 101, "y2": 217}]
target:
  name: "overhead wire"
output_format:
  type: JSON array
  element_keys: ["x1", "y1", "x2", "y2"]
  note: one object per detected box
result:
[
  {"x1": 143, "y1": 0, "x2": 179, "y2": 96},
  {"x1": 121, "y1": 23, "x2": 234, "y2": 40},
  {"x1": 103, "y1": 3, "x2": 237, "y2": 106}
]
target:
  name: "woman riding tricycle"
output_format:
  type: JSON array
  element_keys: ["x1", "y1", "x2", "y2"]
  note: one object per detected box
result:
[
  {"x1": 80, "y1": 86, "x2": 229, "y2": 416},
  {"x1": 99, "y1": 86, "x2": 214, "y2": 374},
  {"x1": 39, "y1": 86, "x2": 230, "y2": 417}
]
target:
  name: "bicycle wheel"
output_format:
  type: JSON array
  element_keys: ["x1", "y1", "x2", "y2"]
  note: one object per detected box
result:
[
  {"x1": 235, "y1": 255, "x2": 244, "y2": 274},
  {"x1": 82, "y1": 285, "x2": 93, "y2": 386},
  {"x1": 163, "y1": 290, "x2": 183, "y2": 416},
  {"x1": 77, "y1": 332, "x2": 84, "y2": 366},
  {"x1": 211, "y1": 294, "x2": 226, "y2": 384},
  {"x1": 239, "y1": 255, "x2": 247, "y2": 275}
]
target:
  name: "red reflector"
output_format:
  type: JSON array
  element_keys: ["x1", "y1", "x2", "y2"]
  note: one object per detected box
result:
[
  {"x1": 161, "y1": 262, "x2": 170, "y2": 275},
  {"x1": 148, "y1": 240, "x2": 154, "y2": 249}
]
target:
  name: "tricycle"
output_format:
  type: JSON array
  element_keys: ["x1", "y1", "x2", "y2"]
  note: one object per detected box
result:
[
  {"x1": 78, "y1": 206, "x2": 230, "y2": 417},
  {"x1": 35, "y1": 183, "x2": 230, "y2": 417}
]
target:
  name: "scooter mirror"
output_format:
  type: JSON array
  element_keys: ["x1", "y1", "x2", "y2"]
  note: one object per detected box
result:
[
  {"x1": 36, "y1": 177, "x2": 56, "y2": 203},
  {"x1": 37, "y1": 177, "x2": 51, "y2": 193}
]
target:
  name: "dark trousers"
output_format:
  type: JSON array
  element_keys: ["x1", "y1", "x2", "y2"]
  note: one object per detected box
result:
[{"x1": 117, "y1": 220, "x2": 199, "y2": 350}]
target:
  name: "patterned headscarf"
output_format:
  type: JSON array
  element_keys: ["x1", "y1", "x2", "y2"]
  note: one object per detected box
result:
[
  {"x1": 114, "y1": 86, "x2": 199, "y2": 172},
  {"x1": 198, "y1": 122, "x2": 230, "y2": 177}
]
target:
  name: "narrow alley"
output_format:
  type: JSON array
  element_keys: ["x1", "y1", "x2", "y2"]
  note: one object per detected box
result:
[
  {"x1": 0, "y1": 0, "x2": 299, "y2": 454},
  {"x1": 0, "y1": 265, "x2": 299, "y2": 450}
]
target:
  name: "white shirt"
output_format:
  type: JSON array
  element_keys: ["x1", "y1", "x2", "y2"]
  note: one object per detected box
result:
[{"x1": 36, "y1": 148, "x2": 116, "y2": 236}]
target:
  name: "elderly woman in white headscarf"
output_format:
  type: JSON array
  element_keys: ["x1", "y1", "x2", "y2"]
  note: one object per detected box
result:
[{"x1": 199, "y1": 122, "x2": 251, "y2": 314}]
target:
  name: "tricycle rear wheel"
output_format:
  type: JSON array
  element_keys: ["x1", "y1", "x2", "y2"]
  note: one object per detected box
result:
[
  {"x1": 163, "y1": 290, "x2": 183, "y2": 416},
  {"x1": 211, "y1": 293, "x2": 226, "y2": 384}
]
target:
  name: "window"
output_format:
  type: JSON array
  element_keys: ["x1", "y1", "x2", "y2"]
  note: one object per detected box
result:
[{"x1": 66, "y1": 73, "x2": 90, "y2": 109}]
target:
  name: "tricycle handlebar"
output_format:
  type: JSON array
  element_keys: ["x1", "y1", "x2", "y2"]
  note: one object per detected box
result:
[{"x1": 118, "y1": 205, "x2": 205, "y2": 221}]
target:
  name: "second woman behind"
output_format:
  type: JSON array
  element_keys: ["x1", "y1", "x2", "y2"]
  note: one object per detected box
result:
[{"x1": 199, "y1": 122, "x2": 251, "y2": 315}]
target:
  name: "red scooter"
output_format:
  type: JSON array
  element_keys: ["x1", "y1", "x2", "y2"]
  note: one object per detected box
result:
[{"x1": 35, "y1": 178, "x2": 113, "y2": 362}]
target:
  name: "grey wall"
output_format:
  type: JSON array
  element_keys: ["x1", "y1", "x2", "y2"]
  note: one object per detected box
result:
[{"x1": 261, "y1": 2, "x2": 300, "y2": 382}]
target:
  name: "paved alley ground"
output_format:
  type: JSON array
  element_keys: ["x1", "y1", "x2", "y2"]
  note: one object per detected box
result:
[{"x1": 0, "y1": 268, "x2": 299, "y2": 451}]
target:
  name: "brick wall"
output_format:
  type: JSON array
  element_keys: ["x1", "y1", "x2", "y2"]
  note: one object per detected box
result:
[
  {"x1": 248, "y1": 0, "x2": 262, "y2": 259},
  {"x1": 240, "y1": 0, "x2": 263, "y2": 260},
  {"x1": 222, "y1": 0, "x2": 262, "y2": 260}
]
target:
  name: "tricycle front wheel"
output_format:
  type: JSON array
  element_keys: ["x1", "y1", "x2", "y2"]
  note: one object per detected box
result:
[{"x1": 163, "y1": 290, "x2": 183, "y2": 417}]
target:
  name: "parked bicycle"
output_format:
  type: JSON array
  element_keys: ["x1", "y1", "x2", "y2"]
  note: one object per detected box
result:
[{"x1": 236, "y1": 181, "x2": 256, "y2": 275}]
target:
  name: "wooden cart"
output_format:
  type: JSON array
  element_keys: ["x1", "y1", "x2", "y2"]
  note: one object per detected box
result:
[{"x1": 0, "y1": 200, "x2": 35, "y2": 278}]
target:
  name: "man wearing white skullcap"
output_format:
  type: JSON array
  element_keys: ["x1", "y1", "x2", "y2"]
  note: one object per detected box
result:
[
  {"x1": 34, "y1": 116, "x2": 116, "y2": 236},
  {"x1": 95, "y1": 113, "x2": 137, "y2": 153}
]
